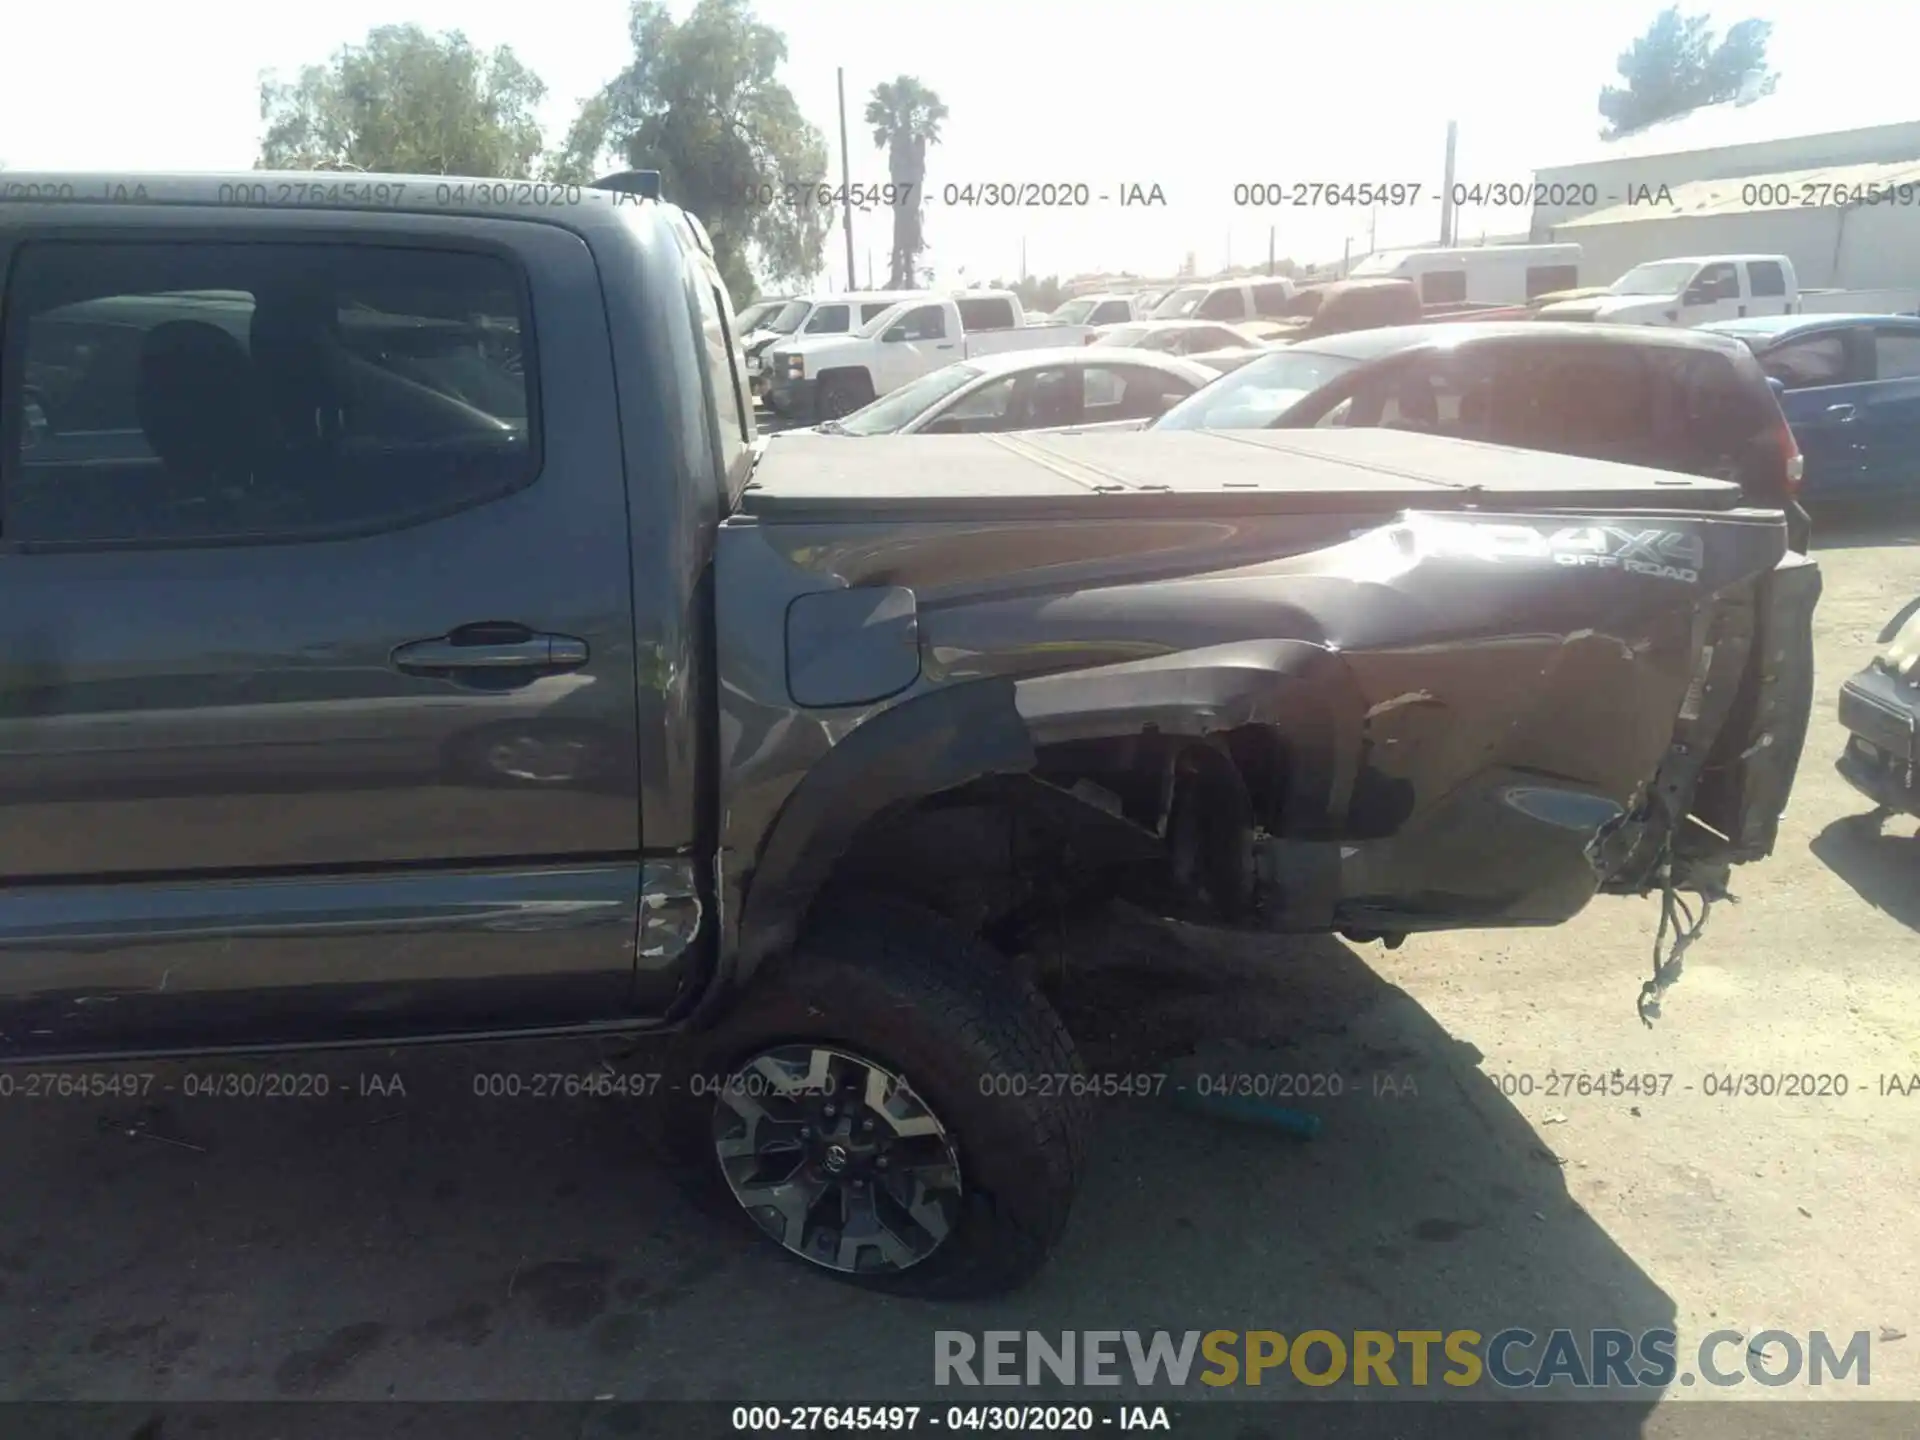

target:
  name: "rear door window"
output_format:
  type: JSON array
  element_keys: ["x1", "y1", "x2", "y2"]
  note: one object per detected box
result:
[
  {"x1": 1747, "y1": 261, "x2": 1788, "y2": 298},
  {"x1": 892, "y1": 304, "x2": 949, "y2": 341},
  {"x1": 1758, "y1": 332, "x2": 1853, "y2": 388},
  {"x1": 804, "y1": 303, "x2": 851, "y2": 333},
  {"x1": 1196, "y1": 288, "x2": 1247, "y2": 321},
  {"x1": 1525, "y1": 265, "x2": 1579, "y2": 298},
  {"x1": 1089, "y1": 300, "x2": 1131, "y2": 324},
  {"x1": 1690, "y1": 263, "x2": 1741, "y2": 302},
  {"x1": 1352, "y1": 353, "x2": 1492, "y2": 439},
  {"x1": 690, "y1": 270, "x2": 752, "y2": 474},
  {"x1": 1251, "y1": 282, "x2": 1294, "y2": 318},
  {"x1": 955, "y1": 296, "x2": 1017, "y2": 331},
  {"x1": 1085, "y1": 365, "x2": 1193, "y2": 421},
  {"x1": 7, "y1": 240, "x2": 535, "y2": 546},
  {"x1": 1871, "y1": 328, "x2": 1920, "y2": 380},
  {"x1": 1490, "y1": 342, "x2": 1654, "y2": 459},
  {"x1": 1645, "y1": 346, "x2": 1770, "y2": 477}
]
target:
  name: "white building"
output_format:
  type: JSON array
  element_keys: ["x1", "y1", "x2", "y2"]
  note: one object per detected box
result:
[{"x1": 1527, "y1": 83, "x2": 1920, "y2": 288}]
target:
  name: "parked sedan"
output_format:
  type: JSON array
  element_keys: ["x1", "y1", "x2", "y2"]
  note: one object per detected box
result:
[
  {"x1": 1150, "y1": 320, "x2": 1810, "y2": 548},
  {"x1": 1836, "y1": 594, "x2": 1920, "y2": 819},
  {"x1": 803, "y1": 347, "x2": 1214, "y2": 436},
  {"x1": 1086, "y1": 319, "x2": 1272, "y2": 357},
  {"x1": 1701, "y1": 314, "x2": 1920, "y2": 503}
]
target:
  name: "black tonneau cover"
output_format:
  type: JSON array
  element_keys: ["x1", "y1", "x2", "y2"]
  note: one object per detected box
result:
[{"x1": 741, "y1": 429, "x2": 1744, "y2": 521}]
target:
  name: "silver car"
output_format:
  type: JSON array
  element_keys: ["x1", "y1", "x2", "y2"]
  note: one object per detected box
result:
[{"x1": 797, "y1": 347, "x2": 1216, "y2": 436}]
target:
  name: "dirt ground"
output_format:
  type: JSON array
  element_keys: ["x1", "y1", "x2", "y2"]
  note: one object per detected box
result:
[{"x1": 2, "y1": 521, "x2": 1917, "y2": 1432}]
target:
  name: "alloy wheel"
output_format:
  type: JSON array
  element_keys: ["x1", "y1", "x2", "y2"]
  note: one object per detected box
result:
[{"x1": 711, "y1": 1044, "x2": 962, "y2": 1275}]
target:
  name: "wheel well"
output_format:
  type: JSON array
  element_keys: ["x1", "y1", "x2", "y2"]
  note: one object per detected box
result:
[
  {"x1": 818, "y1": 725, "x2": 1295, "y2": 942},
  {"x1": 815, "y1": 367, "x2": 874, "y2": 397}
]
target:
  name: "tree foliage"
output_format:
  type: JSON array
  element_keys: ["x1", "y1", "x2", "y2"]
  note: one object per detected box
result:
[
  {"x1": 865, "y1": 77, "x2": 948, "y2": 289},
  {"x1": 551, "y1": 0, "x2": 831, "y2": 301},
  {"x1": 258, "y1": 25, "x2": 547, "y2": 176},
  {"x1": 1598, "y1": 6, "x2": 1778, "y2": 139}
]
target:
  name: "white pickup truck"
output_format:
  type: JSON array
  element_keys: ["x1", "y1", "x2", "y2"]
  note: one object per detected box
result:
[
  {"x1": 1534, "y1": 254, "x2": 1920, "y2": 327},
  {"x1": 763, "y1": 291, "x2": 1096, "y2": 420}
]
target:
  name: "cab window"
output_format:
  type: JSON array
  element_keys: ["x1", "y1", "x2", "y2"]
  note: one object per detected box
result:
[{"x1": 804, "y1": 304, "x2": 851, "y2": 333}]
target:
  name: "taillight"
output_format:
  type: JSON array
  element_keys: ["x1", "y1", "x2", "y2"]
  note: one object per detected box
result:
[{"x1": 1775, "y1": 412, "x2": 1803, "y2": 493}]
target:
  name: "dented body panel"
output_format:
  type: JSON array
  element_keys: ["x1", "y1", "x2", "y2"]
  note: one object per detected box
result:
[
  {"x1": 714, "y1": 433, "x2": 1812, "y2": 996},
  {"x1": 0, "y1": 177, "x2": 1817, "y2": 1063}
]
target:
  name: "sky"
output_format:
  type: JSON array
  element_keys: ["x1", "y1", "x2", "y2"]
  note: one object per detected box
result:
[{"x1": 5, "y1": 0, "x2": 1919, "y2": 289}]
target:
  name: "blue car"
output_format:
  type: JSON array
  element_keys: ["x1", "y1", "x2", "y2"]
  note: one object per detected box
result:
[{"x1": 1702, "y1": 314, "x2": 1920, "y2": 502}]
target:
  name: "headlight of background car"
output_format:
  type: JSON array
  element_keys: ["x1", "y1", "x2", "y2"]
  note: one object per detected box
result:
[{"x1": 780, "y1": 354, "x2": 805, "y2": 379}]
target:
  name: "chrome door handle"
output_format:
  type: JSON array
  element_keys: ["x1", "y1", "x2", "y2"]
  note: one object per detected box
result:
[
  {"x1": 392, "y1": 623, "x2": 588, "y2": 677},
  {"x1": 1826, "y1": 404, "x2": 1857, "y2": 421}
]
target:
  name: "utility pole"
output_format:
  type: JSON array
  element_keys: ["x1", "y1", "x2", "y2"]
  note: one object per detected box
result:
[
  {"x1": 1267, "y1": 225, "x2": 1275, "y2": 277},
  {"x1": 1369, "y1": 206, "x2": 1378, "y2": 255},
  {"x1": 1342, "y1": 235, "x2": 1351, "y2": 279},
  {"x1": 837, "y1": 68, "x2": 857, "y2": 290},
  {"x1": 1439, "y1": 120, "x2": 1459, "y2": 247},
  {"x1": 1021, "y1": 237, "x2": 1027, "y2": 284}
]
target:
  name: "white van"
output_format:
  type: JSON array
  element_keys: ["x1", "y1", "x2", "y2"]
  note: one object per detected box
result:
[{"x1": 1347, "y1": 244, "x2": 1581, "y2": 307}]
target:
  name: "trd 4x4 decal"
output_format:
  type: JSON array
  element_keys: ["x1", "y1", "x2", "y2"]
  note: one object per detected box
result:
[{"x1": 1403, "y1": 519, "x2": 1704, "y2": 584}]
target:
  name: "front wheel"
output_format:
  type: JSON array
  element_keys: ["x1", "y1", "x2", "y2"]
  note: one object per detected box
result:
[
  {"x1": 678, "y1": 898, "x2": 1090, "y2": 1297},
  {"x1": 814, "y1": 373, "x2": 873, "y2": 422}
]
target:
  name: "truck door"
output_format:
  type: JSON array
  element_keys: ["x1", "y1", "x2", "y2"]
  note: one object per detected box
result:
[
  {"x1": 1679, "y1": 262, "x2": 1744, "y2": 324},
  {"x1": 1857, "y1": 323, "x2": 1920, "y2": 496},
  {"x1": 876, "y1": 303, "x2": 956, "y2": 394},
  {"x1": 1759, "y1": 326, "x2": 1872, "y2": 498},
  {"x1": 0, "y1": 219, "x2": 645, "y2": 1057}
]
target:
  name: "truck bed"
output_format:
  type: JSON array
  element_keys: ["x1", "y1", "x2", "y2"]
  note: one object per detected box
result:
[{"x1": 741, "y1": 429, "x2": 1745, "y2": 521}]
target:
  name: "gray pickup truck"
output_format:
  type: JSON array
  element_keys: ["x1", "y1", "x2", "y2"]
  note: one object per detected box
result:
[{"x1": 0, "y1": 171, "x2": 1819, "y2": 1297}]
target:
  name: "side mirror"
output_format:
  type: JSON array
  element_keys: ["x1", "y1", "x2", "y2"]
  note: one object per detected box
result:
[
  {"x1": 1682, "y1": 288, "x2": 1708, "y2": 306},
  {"x1": 1150, "y1": 390, "x2": 1182, "y2": 414},
  {"x1": 882, "y1": 326, "x2": 908, "y2": 343}
]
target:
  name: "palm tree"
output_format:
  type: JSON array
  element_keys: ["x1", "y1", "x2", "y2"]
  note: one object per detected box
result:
[{"x1": 864, "y1": 77, "x2": 948, "y2": 289}]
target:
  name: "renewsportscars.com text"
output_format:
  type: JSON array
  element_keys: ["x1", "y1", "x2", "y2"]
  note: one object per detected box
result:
[{"x1": 934, "y1": 1329, "x2": 1872, "y2": 1390}]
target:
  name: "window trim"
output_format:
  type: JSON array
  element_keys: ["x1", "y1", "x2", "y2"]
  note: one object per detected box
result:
[{"x1": 0, "y1": 233, "x2": 544, "y2": 554}]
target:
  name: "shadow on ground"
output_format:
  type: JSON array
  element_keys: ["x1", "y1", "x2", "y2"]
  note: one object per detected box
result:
[
  {"x1": 1811, "y1": 811, "x2": 1920, "y2": 932},
  {"x1": 0, "y1": 905, "x2": 1670, "y2": 1436},
  {"x1": 1809, "y1": 504, "x2": 1920, "y2": 553}
]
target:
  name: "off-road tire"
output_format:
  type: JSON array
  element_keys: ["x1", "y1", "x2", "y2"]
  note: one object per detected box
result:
[
  {"x1": 665, "y1": 896, "x2": 1091, "y2": 1298},
  {"x1": 814, "y1": 372, "x2": 873, "y2": 423}
]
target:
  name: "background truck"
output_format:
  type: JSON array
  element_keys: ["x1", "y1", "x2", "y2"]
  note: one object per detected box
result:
[
  {"x1": 0, "y1": 169, "x2": 1819, "y2": 1299},
  {"x1": 1148, "y1": 276, "x2": 1298, "y2": 324},
  {"x1": 1047, "y1": 292, "x2": 1141, "y2": 327},
  {"x1": 1259, "y1": 278, "x2": 1535, "y2": 341},
  {"x1": 743, "y1": 290, "x2": 930, "y2": 397},
  {"x1": 763, "y1": 291, "x2": 1094, "y2": 421},
  {"x1": 1535, "y1": 254, "x2": 1920, "y2": 328}
]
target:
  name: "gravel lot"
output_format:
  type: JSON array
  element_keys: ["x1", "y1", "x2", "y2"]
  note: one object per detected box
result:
[{"x1": 2, "y1": 520, "x2": 1916, "y2": 1432}]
